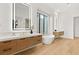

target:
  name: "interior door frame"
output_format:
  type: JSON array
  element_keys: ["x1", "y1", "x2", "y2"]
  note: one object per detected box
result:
[
  {"x1": 73, "y1": 17, "x2": 75, "y2": 39},
  {"x1": 73, "y1": 16, "x2": 79, "y2": 39}
]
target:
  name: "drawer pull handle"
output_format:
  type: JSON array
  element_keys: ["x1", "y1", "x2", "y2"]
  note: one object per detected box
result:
[
  {"x1": 38, "y1": 40, "x2": 40, "y2": 41},
  {"x1": 30, "y1": 37, "x2": 34, "y2": 38},
  {"x1": 3, "y1": 48, "x2": 12, "y2": 52},
  {"x1": 2, "y1": 41, "x2": 12, "y2": 43},
  {"x1": 37, "y1": 36, "x2": 41, "y2": 37},
  {"x1": 20, "y1": 38, "x2": 26, "y2": 40}
]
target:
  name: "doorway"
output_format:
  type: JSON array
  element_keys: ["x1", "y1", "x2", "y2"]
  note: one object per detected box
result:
[{"x1": 74, "y1": 17, "x2": 79, "y2": 39}]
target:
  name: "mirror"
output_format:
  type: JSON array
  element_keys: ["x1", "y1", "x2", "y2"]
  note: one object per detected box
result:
[{"x1": 12, "y1": 3, "x2": 31, "y2": 30}]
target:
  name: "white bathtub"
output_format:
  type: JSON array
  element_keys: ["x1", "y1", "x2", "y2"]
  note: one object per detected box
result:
[{"x1": 42, "y1": 35, "x2": 55, "y2": 45}]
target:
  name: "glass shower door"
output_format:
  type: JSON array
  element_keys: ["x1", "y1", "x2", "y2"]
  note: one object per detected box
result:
[
  {"x1": 40, "y1": 14, "x2": 44, "y2": 34},
  {"x1": 37, "y1": 13, "x2": 48, "y2": 35},
  {"x1": 44, "y1": 16, "x2": 48, "y2": 35}
]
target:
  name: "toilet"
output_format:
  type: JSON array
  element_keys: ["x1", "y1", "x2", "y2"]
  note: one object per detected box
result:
[{"x1": 42, "y1": 35, "x2": 55, "y2": 45}]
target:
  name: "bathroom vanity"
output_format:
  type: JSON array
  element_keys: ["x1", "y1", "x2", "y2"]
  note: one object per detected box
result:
[
  {"x1": 0, "y1": 33, "x2": 42, "y2": 55},
  {"x1": 53, "y1": 31, "x2": 64, "y2": 39},
  {"x1": 0, "y1": 3, "x2": 42, "y2": 55}
]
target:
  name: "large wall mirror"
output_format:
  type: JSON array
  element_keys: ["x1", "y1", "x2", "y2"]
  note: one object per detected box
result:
[{"x1": 12, "y1": 3, "x2": 31, "y2": 30}]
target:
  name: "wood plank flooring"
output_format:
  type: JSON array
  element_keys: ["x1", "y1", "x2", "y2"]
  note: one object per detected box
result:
[{"x1": 16, "y1": 38, "x2": 79, "y2": 55}]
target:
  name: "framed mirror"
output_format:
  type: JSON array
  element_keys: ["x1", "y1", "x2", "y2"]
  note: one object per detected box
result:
[{"x1": 12, "y1": 3, "x2": 31, "y2": 30}]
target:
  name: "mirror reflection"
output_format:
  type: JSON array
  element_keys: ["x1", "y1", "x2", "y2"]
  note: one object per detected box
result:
[{"x1": 12, "y1": 3, "x2": 31, "y2": 30}]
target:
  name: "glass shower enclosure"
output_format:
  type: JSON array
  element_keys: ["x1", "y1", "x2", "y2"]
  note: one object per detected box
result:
[{"x1": 37, "y1": 12, "x2": 48, "y2": 35}]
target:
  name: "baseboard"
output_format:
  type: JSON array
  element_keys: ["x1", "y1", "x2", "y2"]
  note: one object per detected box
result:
[
  {"x1": 54, "y1": 36, "x2": 74, "y2": 40},
  {"x1": 74, "y1": 37, "x2": 79, "y2": 39},
  {"x1": 61, "y1": 37, "x2": 74, "y2": 40}
]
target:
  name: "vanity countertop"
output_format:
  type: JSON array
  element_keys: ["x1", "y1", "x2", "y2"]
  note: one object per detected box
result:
[{"x1": 0, "y1": 33, "x2": 42, "y2": 41}]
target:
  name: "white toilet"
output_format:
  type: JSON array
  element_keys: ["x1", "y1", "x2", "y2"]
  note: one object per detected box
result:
[{"x1": 42, "y1": 35, "x2": 55, "y2": 45}]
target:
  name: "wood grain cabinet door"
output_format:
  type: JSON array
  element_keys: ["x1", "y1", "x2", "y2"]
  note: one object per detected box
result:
[
  {"x1": 0, "y1": 40, "x2": 16, "y2": 47},
  {"x1": 32, "y1": 35, "x2": 42, "y2": 45},
  {"x1": 0, "y1": 40, "x2": 17, "y2": 55},
  {"x1": 16, "y1": 38, "x2": 32, "y2": 51},
  {"x1": 0, "y1": 45, "x2": 16, "y2": 55},
  {"x1": 16, "y1": 36, "x2": 42, "y2": 51}
]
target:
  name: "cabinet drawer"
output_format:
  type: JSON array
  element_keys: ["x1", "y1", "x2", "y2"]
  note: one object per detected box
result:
[
  {"x1": 53, "y1": 31, "x2": 64, "y2": 36},
  {"x1": 0, "y1": 45, "x2": 16, "y2": 55},
  {"x1": 59, "y1": 32, "x2": 64, "y2": 35},
  {"x1": 0, "y1": 40, "x2": 16, "y2": 48},
  {"x1": 32, "y1": 35, "x2": 42, "y2": 44},
  {"x1": 53, "y1": 32, "x2": 59, "y2": 35},
  {"x1": 17, "y1": 38, "x2": 32, "y2": 51},
  {"x1": 36, "y1": 36, "x2": 42, "y2": 43}
]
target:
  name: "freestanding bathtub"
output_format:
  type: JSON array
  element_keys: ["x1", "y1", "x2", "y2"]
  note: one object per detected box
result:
[{"x1": 42, "y1": 35, "x2": 55, "y2": 45}]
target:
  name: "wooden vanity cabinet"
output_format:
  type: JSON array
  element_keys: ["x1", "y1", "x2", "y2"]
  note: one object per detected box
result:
[
  {"x1": 32, "y1": 35, "x2": 42, "y2": 45},
  {"x1": 0, "y1": 40, "x2": 17, "y2": 55},
  {"x1": 53, "y1": 31, "x2": 64, "y2": 38},
  {"x1": 0, "y1": 35, "x2": 42, "y2": 55},
  {"x1": 16, "y1": 38, "x2": 33, "y2": 51},
  {"x1": 16, "y1": 35, "x2": 42, "y2": 51}
]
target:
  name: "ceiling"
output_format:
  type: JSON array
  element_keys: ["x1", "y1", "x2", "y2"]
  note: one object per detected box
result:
[{"x1": 31, "y1": 3, "x2": 79, "y2": 15}]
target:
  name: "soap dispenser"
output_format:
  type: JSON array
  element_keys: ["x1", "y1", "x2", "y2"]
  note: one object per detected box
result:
[
  {"x1": 30, "y1": 29, "x2": 33, "y2": 34},
  {"x1": 55, "y1": 29, "x2": 57, "y2": 32}
]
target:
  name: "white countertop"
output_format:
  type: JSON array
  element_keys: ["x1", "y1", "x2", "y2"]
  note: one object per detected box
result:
[{"x1": 0, "y1": 33, "x2": 42, "y2": 41}]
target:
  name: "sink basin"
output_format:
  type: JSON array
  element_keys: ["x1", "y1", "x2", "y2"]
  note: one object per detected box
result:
[
  {"x1": 0, "y1": 35, "x2": 19, "y2": 40},
  {"x1": 0, "y1": 33, "x2": 42, "y2": 41}
]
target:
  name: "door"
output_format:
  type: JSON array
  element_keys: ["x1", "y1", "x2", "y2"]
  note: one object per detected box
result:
[{"x1": 74, "y1": 17, "x2": 79, "y2": 39}]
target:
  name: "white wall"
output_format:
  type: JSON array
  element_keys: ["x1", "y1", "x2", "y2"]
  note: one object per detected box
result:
[
  {"x1": 49, "y1": 16, "x2": 54, "y2": 34},
  {"x1": 0, "y1": 3, "x2": 11, "y2": 32},
  {"x1": 59, "y1": 12, "x2": 74, "y2": 39},
  {"x1": 53, "y1": 12, "x2": 64, "y2": 31},
  {"x1": 58, "y1": 4, "x2": 79, "y2": 39}
]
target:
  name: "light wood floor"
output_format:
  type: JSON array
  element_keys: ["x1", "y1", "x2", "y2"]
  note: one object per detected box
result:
[{"x1": 17, "y1": 38, "x2": 79, "y2": 55}]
